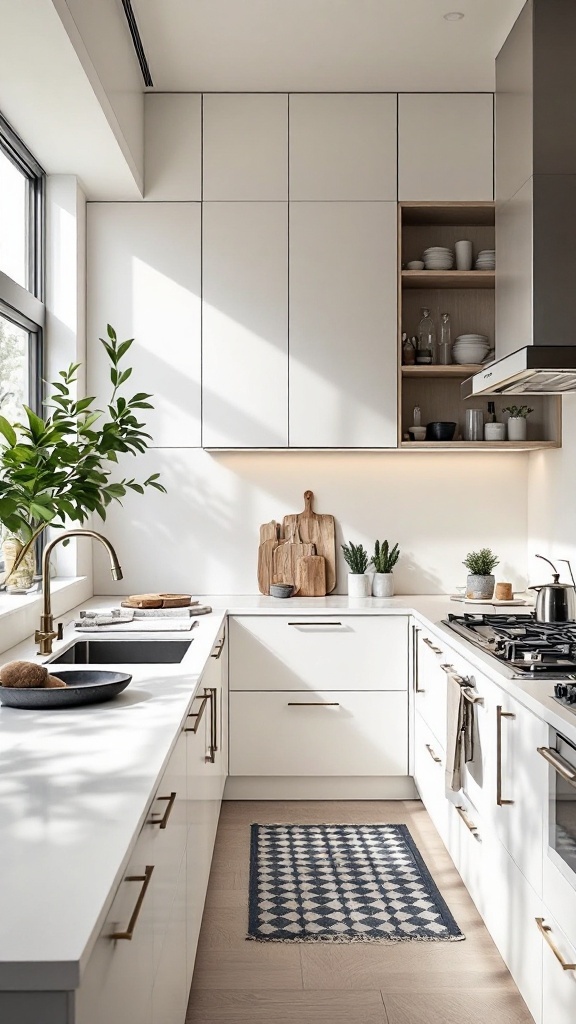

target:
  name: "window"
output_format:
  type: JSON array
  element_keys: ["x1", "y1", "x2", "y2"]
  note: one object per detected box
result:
[{"x1": 0, "y1": 113, "x2": 45, "y2": 576}]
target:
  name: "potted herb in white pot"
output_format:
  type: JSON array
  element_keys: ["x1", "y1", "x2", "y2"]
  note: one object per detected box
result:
[
  {"x1": 371, "y1": 539, "x2": 400, "y2": 597},
  {"x1": 463, "y1": 548, "x2": 499, "y2": 600},
  {"x1": 503, "y1": 405, "x2": 533, "y2": 442},
  {"x1": 341, "y1": 541, "x2": 370, "y2": 597}
]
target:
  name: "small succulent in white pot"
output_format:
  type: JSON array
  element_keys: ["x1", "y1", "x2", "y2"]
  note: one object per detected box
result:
[
  {"x1": 371, "y1": 539, "x2": 400, "y2": 597},
  {"x1": 341, "y1": 541, "x2": 370, "y2": 597},
  {"x1": 503, "y1": 405, "x2": 533, "y2": 442},
  {"x1": 463, "y1": 548, "x2": 499, "y2": 600}
]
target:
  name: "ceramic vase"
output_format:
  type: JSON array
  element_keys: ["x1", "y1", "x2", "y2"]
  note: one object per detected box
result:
[
  {"x1": 2, "y1": 535, "x2": 36, "y2": 590},
  {"x1": 348, "y1": 573, "x2": 371, "y2": 598},
  {"x1": 372, "y1": 572, "x2": 394, "y2": 598},
  {"x1": 466, "y1": 573, "x2": 495, "y2": 600},
  {"x1": 507, "y1": 416, "x2": 527, "y2": 441}
]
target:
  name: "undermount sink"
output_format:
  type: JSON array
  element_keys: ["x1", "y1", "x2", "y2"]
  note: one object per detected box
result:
[{"x1": 49, "y1": 639, "x2": 192, "y2": 666}]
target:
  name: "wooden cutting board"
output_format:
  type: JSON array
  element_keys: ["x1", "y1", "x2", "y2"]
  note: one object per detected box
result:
[
  {"x1": 257, "y1": 538, "x2": 278, "y2": 595},
  {"x1": 272, "y1": 533, "x2": 315, "y2": 585},
  {"x1": 295, "y1": 554, "x2": 326, "y2": 597},
  {"x1": 259, "y1": 520, "x2": 280, "y2": 544},
  {"x1": 283, "y1": 491, "x2": 336, "y2": 593}
]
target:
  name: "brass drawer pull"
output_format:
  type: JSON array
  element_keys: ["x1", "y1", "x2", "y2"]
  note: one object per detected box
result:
[
  {"x1": 455, "y1": 804, "x2": 479, "y2": 835},
  {"x1": 496, "y1": 706, "x2": 515, "y2": 806},
  {"x1": 413, "y1": 624, "x2": 425, "y2": 693},
  {"x1": 206, "y1": 687, "x2": 217, "y2": 764},
  {"x1": 211, "y1": 629, "x2": 226, "y2": 659},
  {"x1": 111, "y1": 865, "x2": 154, "y2": 940},
  {"x1": 149, "y1": 792, "x2": 176, "y2": 829},
  {"x1": 422, "y1": 637, "x2": 442, "y2": 654},
  {"x1": 537, "y1": 746, "x2": 576, "y2": 786},
  {"x1": 184, "y1": 692, "x2": 209, "y2": 733},
  {"x1": 287, "y1": 701, "x2": 340, "y2": 706},
  {"x1": 426, "y1": 743, "x2": 442, "y2": 764},
  {"x1": 439, "y1": 663, "x2": 464, "y2": 684},
  {"x1": 536, "y1": 918, "x2": 576, "y2": 971}
]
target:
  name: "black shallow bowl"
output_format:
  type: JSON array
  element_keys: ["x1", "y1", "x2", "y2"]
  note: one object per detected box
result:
[
  {"x1": 425, "y1": 421, "x2": 457, "y2": 441},
  {"x1": 0, "y1": 670, "x2": 132, "y2": 710}
]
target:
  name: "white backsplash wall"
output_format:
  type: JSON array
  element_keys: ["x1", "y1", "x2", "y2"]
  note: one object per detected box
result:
[
  {"x1": 528, "y1": 394, "x2": 576, "y2": 584},
  {"x1": 93, "y1": 449, "x2": 529, "y2": 596}
]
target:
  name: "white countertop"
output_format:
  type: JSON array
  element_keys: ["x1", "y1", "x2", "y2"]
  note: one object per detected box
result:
[{"x1": 0, "y1": 591, "x2": 573, "y2": 991}]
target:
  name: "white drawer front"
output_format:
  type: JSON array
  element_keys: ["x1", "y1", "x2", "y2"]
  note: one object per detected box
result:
[
  {"x1": 230, "y1": 615, "x2": 408, "y2": 692},
  {"x1": 541, "y1": 911, "x2": 576, "y2": 1024},
  {"x1": 414, "y1": 630, "x2": 449, "y2": 750},
  {"x1": 413, "y1": 711, "x2": 449, "y2": 844},
  {"x1": 229, "y1": 690, "x2": 408, "y2": 776}
]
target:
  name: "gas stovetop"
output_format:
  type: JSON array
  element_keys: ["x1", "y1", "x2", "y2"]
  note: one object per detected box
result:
[{"x1": 443, "y1": 614, "x2": 576, "y2": 704}]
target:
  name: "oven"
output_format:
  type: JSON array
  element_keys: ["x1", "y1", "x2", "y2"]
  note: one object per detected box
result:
[{"x1": 539, "y1": 732, "x2": 576, "y2": 884}]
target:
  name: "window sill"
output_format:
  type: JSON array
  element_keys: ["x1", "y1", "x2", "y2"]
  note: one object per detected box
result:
[
  {"x1": 0, "y1": 577, "x2": 86, "y2": 617},
  {"x1": 0, "y1": 577, "x2": 92, "y2": 657}
]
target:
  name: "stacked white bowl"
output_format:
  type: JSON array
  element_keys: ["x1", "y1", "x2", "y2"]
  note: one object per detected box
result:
[
  {"x1": 423, "y1": 246, "x2": 454, "y2": 270},
  {"x1": 475, "y1": 249, "x2": 495, "y2": 270},
  {"x1": 452, "y1": 334, "x2": 490, "y2": 364}
]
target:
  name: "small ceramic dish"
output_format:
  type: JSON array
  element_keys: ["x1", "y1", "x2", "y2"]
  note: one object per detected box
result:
[
  {"x1": 269, "y1": 584, "x2": 295, "y2": 599},
  {"x1": 406, "y1": 260, "x2": 425, "y2": 270}
]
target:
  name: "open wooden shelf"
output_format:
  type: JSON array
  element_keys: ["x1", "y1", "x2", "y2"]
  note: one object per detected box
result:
[
  {"x1": 400, "y1": 202, "x2": 496, "y2": 227},
  {"x1": 401, "y1": 364, "x2": 482, "y2": 378},
  {"x1": 402, "y1": 270, "x2": 494, "y2": 289},
  {"x1": 400, "y1": 440, "x2": 561, "y2": 451}
]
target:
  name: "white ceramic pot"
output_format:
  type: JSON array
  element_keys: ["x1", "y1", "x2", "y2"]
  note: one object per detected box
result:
[
  {"x1": 466, "y1": 574, "x2": 495, "y2": 600},
  {"x1": 372, "y1": 572, "x2": 394, "y2": 598},
  {"x1": 348, "y1": 573, "x2": 371, "y2": 598},
  {"x1": 455, "y1": 239, "x2": 473, "y2": 271},
  {"x1": 507, "y1": 416, "x2": 527, "y2": 441}
]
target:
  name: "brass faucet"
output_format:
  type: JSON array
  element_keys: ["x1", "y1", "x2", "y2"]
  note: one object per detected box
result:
[{"x1": 35, "y1": 529, "x2": 123, "y2": 655}]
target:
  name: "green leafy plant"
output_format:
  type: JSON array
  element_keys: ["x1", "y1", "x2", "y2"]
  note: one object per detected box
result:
[
  {"x1": 372, "y1": 539, "x2": 400, "y2": 574},
  {"x1": 463, "y1": 548, "x2": 499, "y2": 576},
  {"x1": 0, "y1": 325, "x2": 166, "y2": 576},
  {"x1": 502, "y1": 405, "x2": 533, "y2": 418},
  {"x1": 341, "y1": 541, "x2": 369, "y2": 575}
]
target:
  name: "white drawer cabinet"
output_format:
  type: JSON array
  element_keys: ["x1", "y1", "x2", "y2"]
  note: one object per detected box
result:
[
  {"x1": 413, "y1": 626, "x2": 450, "y2": 750},
  {"x1": 230, "y1": 615, "x2": 408, "y2": 692},
  {"x1": 289, "y1": 93, "x2": 397, "y2": 200},
  {"x1": 230, "y1": 690, "x2": 408, "y2": 777},
  {"x1": 540, "y1": 912, "x2": 576, "y2": 1024},
  {"x1": 398, "y1": 93, "x2": 494, "y2": 201},
  {"x1": 413, "y1": 711, "x2": 449, "y2": 844}
]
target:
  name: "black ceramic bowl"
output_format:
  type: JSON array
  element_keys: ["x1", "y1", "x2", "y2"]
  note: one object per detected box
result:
[
  {"x1": 0, "y1": 670, "x2": 132, "y2": 710},
  {"x1": 425, "y1": 421, "x2": 457, "y2": 442}
]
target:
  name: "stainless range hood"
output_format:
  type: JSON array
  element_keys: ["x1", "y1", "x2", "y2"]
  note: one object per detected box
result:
[{"x1": 463, "y1": 0, "x2": 576, "y2": 398}]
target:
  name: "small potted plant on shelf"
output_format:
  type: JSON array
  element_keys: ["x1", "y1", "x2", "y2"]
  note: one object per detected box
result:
[
  {"x1": 502, "y1": 405, "x2": 534, "y2": 442},
  {"x1": 0, "y1": 325, "x2": 166, "y2": 591},
  {"x1": 463, "y1": 548, "x2": 499, "y2": 600},
  {"x1": 371, "y1": 539, "x2": 400, "y2": 597},
  {"x1": 341, "y1": 541, "x2": 370, "y2": 597}
]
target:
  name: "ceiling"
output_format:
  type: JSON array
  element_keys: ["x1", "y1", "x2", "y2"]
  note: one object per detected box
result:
[{"x1": 132, "y1": 0, "x2": 526, "y2": 93}]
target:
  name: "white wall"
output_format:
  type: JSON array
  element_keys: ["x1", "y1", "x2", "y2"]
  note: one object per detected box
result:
[
  {"x1": 528, "y1": 395, "x2": 576, "y2": 585},
  {"x1": 93, "y1": 448, "x2": 529, "y2": 596}
]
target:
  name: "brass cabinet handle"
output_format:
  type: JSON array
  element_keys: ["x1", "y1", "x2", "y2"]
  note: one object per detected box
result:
[
  {"x1": 537, "y1": 746, "x2": 576, "y2": 787},
  {"x1": 425, "y1": 743, "x2": 442, "y2": 764},
  {"x1": 206, "y1": 686, "x2": 217, "y2": 764},
  {"x1": 149, "y1": 792, "x2": 177, "y2": 829},
  {"x1": 184, "y1": 692, "x2": 209, "y2": 733},
  {"x1": 211, "y1": 628, "x2": 226, "y2": 659},
  {"x1": 287, "y1": 701, "x2": 340, "y2": 706},
  {"x1": 536, "y1": 918, "x2": 576, "y2": 971},
  {"x1": 422, "y1": 636, "x2": 442, "y2": 654},
  {"x1": 111, "y1": 865, "x2": 154, "y2": 940},
  {"x1": 455, "y1": 804, "x2": 479, "y2": 835},
  {"x1": 496, "y1": 706, "x2": 515, "y2": 806}
]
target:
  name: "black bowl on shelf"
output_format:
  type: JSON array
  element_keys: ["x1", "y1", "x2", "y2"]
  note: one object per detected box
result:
[{"x1": 425, "y1": 421, "x2": 457, "y2": 442}]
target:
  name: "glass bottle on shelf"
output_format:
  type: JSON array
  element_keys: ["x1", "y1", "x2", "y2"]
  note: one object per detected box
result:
[
  {"x1": 417, "y1": 308, "x2": 436, "y2": 365},
  {"x1": 487, "y1": 401, "x2": 496, "y2": 423},
  {"x1": 438, "y1": 313, "x2": 452, "y2": 365},
  {"x1": 402, "y1": 332, "x2": 416, "y2": 365}
]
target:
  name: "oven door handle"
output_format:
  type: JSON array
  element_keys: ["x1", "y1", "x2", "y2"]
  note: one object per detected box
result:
[{"x1": 537, "y1": 746, "x2": 576, "y2": 787}]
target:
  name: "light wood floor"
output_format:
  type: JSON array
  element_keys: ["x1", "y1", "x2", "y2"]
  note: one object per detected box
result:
[{"x1": 186, "y1": 800, "x2": 533, "y2": 1024}]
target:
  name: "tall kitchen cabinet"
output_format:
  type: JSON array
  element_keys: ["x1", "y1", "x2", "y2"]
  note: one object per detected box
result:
[{"x1": 201, "y1": 93, "x2": 398, "y2": 449}]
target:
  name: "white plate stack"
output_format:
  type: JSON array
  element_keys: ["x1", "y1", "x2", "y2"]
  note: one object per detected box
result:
[
  {"x1": 475, "y1": 249, "x2": 495, "y2": 270},
  {"x1": 452, "y1": 334, "x2": 490, "y2": 364},
  {"x1": 423, "y1": 246, "x2": 454, "y2": 270}
]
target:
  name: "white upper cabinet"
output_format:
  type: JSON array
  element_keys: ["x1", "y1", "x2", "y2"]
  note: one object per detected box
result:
[
  {"x1": 144, "y1": 94, "x2": 201, "y2": 201},
  {"x1": 203, "y1": 94, "x2": 288, "y2": 200},
  {"x1": 87, "y1": 203, "x2": 202, "y2": 448},
  {"x1": 289, "y1": 94, "x2": 397, "y2": 200},
  {"x1": 398, "y1": 93, "x2": 494, "y2": 201},
  {"x1": 289, "y1": 201, "x2": 397, "y2": 448},
  {"x1": 202, "y1": 202, "x2": 288, "y2": 448}
]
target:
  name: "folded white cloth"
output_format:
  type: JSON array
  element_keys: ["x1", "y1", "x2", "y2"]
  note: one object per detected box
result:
[{"x1": 74, "y1": 617, "x2": 197, "y2": 632}]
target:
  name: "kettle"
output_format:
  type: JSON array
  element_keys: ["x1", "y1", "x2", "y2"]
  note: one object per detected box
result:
[{"x1": 530, "y1": 555, "x2": 576, "y2": 623}]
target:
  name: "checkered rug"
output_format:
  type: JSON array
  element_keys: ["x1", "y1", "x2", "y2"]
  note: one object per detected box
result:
[{"x1": 248, "y1": 824, "x2": 464, "y2": 942}]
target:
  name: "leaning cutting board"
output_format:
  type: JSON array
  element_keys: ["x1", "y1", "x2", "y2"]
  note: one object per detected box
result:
[
  {"x1": 272, "y1": 532, "x2": 315, "y2": 585},
  {"x1": 283, "y1": 491, "x2": 336, "y2": 593},
  {"x1": 295, "y1": 554, "x2": 326, "y2": 597},
  {"x1": 257, "y1": 538, "x2": 278, "y2": 595}
]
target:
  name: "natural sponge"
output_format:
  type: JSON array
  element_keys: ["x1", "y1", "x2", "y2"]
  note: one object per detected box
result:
[{"x1": 0, "y1": 661, "x2": 66, "y2": 689}]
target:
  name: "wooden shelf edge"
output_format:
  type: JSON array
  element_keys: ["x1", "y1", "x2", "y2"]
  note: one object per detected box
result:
[
  {"x1": 401, "y1": 364, "x2": 483, "y2": 378},
  {"x1": 401, "y1": 270, "x2": 495, "y2": 289},
  {"x1": 399, "y1": 441, "x2": 561, "y2": 451}
]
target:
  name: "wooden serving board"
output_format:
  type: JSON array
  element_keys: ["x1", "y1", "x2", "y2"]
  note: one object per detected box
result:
[
  {"x1": 295, "y1": 554, "x2": 326, "y2": 597},
  {"x1": 283, "y1": 491, "x2": 336, "y2": 593},
  {"x1": 273, "y1": 536, "x2": 315, "y2": 585},
  {"x1": 257, "y1": 538, "x2": 278, "y2": 595}
]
